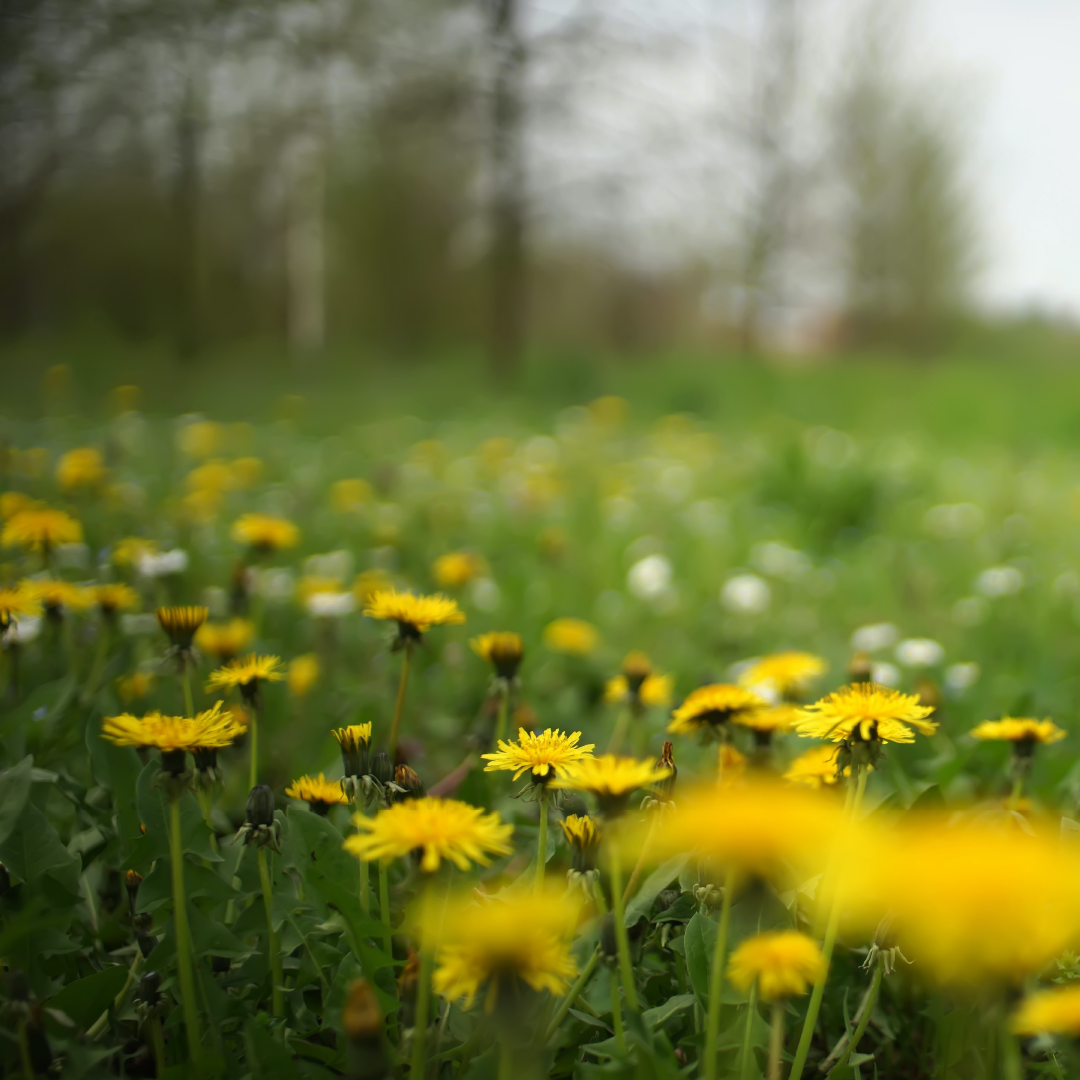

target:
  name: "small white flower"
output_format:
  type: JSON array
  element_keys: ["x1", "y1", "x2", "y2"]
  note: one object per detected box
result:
[
  {"x1": 470, "y1": 578, "x2": 501, "y2": 613},
  {"x1": 4, "y1": 615, "x2": 42, "y2": 645},
  {"x1": 975, "y1": 566, "x2": 1023, "y2": 598},
  {"x1": 871, "y1": 662, "x2": 901, "y2": 687},
  {"x1": 751, "y1": 541, "x2": 811, "y2": 581},
  {"x1": 627, "y1": 554, "x2": 673, "y2": 600},
  {"x1": 944, "y1": 662, "x2": 980, "y2": 693},
  {"x1": 895, "y1": 638, "x2": 944, "y2": 668},
  {"x1": 952, "y1": 597, "x2": 988, "y2": 627},
  {"x1": 138, "y1": 548, "x2": 189, "y2": 578},
  {"x1": 721, "y1": 573, "x2": 770, "y2": 614},
  {"x1": 305, "y1": 591, "x2": 356, "y2": 618},
  {"x1": 850, "y1": 622, "x2": 899, "y2": 653}
]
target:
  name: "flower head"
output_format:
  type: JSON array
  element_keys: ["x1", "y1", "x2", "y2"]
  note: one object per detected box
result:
[
  {"x1": 101, "y1": 701, "x2": 241, "y2": 774},
  {"x1": 195, "y1": 618, "x2": 254, "y2": 662},
  {"x1": 2, "y1": 507, "x2": 83, "y2": 552},
  {"x1": 363, "y1": 587, "x2": 465, "y2": 642},
  {"x1": 285, "y1": 773, "x2": 350, "y2": 814},
  {"x1": 550, "y1": 754, "x2": 672, "y2": 817},
  {"x1": 718, "y1": 743, "x2": 748, "y2": 784},
  {"x1": 206, "y1": 654, "x2": 285, "y2": 701},
  {"x1": 231, "y1": 513, "x2": 299, "y2": 553},
  {"x1": 333, "y1": 723, "x2": 373, "y2": 778},
  {"x1": 25, "y1": 578, "x2": 92, "y2": 616},
  {"x1": 112, "y1": 537, "x2": 158, "y2": 567},
  {"x1": 605, "y1": 654, "x2": 673, "y2": 708},
  {"x1": 157, "y1": 605, "x2": 208, "y2": 649},
  {"x1": 96, "y1": 583, "x2": 140, "y2": 617},
  {"x1": 471, "y1": 631, "x2": 525, "y2": 680},
  {"x1": 0, "y1": 584, "x2": 43, "y2": 631},
  {"x1": 424, "y1": 887, "x2": 580, "y2": 1008},
  {"x1": 56, "y1": 448, "x2": 106, "y2": 492},
  {"x1": 344, "y1": 798, "x2": 513, "y2": 872},
  {"x1": 797, "y1": 682, "x2": 937, "y2": 744},
  {"x1": 740, "y1": 652, "x2": 827, "y2": 701},
  {"x1": 970, "y1": 717, "x2": 1065, "y2": 747},
  {"x1": 783, "y1": 744, "x2": 844, "y2": 789},
  {"x1": 733, "y1": 704, "x2": 799, "y2": 735},
  {"x1": 668, "y1": 684, "x2": 768, "y2": 738},
  {"x1": 728, "y1": 931, "x2": 825, "y2": 1000},
  {"x1": 1013, "y1": 985, "x2": 1080, "y2": 1036},
  {"x1": 288, "y1": 653, "x2": 320, "y2": 697},
  {"x1": 482, "y1": 728, "x2": 595, "y2": 783},
  {"x1": 543, "y1": 618, "x2": 599, "y2": 656},
  {"x1": 560, "y1": 814, "x2": 601, "y2": 874},
  {"x1": 432, "y1": 551, "x2": 486, "y2": 589}
]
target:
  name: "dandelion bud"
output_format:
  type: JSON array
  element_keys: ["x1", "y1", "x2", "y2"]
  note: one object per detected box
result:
[
  {"x1": 342, "y1": 978, "x2": 383, "y2": 1042},
  {"x1": 392, "y1": 765, "x2": 425, "y2": 801},
  {"x1": 333, "y1": 724, "x2": 373, "y2": 778},
  {"x1": 138, "y1": 971, "x2": 161, "y2": 1008},
  {"x1": 246, "y1": 784, "x2": 276, "y2": 828},
  {"x1": 369, "y1": 751, "x2": 394, "y2": 786},
  {"x1": 125, "y1": 869, "x2": 143, "y2": 908},
  {"x1": 654, "y1": 741, "x2": 677, "y2": 801},
  {"x1": 622, "y1": 651, "x2": 652, "y2": 696}
]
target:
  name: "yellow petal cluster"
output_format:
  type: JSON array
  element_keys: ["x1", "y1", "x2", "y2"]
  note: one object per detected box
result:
[
  {"x1": 101, "y1": 701, "x2": 242, "y2": 752},
  {"x1": 668, "y1": 684, "x2": 768, "y2": 737},
  {"x1": 432, "y1": 551, "x2": 486, "y2": 589},
  {"x1": 470, "y1": 631, "x2": 524, "y2": 678},
  {"x1": 739, "y1": 651, "x2": 827, "y2": 699},
  {"x1": 362, "y1": 588, "x2": 465, "y2": 634},
  {"x1": 285, "y1": 773, "x2": 350, "y2": 807},
  {"x1": 728, "y1": 931, "x2": 825, "y2": 1000},
  {"x1": 2, "y1": 507, "x2": 83, "y2": 551},
  {"x1": 344, "y1": 798, "x2": 513, "y2": 873},
  {"x1": 550, "y1": 754, "x2": 672, "y2": 799},
  {"x1": 1013, "y1": 984, "x2": 1080, "y2": 1036},
  {"x1": 796, "y1": 682, "x2": 937, "y2": 743},
  {"x1": 0, "y1": 584, "x2": 44, "y2": 626},
  {"x1": 970, "y1": 717, "x2": 1065, "y2": 745},
  {"x1": 543, "y1": 618, "x2": 599, "y2": 656},
  {"x1": 288, "y1": 653, "x2": 320, "y2": 697},
  {"x1": 783, "y1": 744, "x2": 843, "y2": 788},
  {"x1": 206, "y1": 654, "x2": 285, "y2": 693},
  {"x1": 231, "y1": 513, "x2": 300, "y2": 551},
  {"x1": 24, "y1": 578, "x2": 92, "y2": 613},
  {"x1": 482, "y1": 727, "x2": 595, "y2": 781}
]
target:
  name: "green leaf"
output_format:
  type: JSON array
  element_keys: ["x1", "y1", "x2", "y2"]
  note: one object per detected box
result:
[
  {"x1": 47, "y1": 965, "x2": 129, "y2": 1028},
  {"x1": 641, "y1": 992, "x2": 697, "y2": 1028},
  {"x1": 245, "y1": 1017, "x2": 305, "y2": 1080},
  {"x1": 0, "y1": 755, "x2": 33, "y2": 846},
  {"x1": 135, "y1": 859, "x2": 238, "y2": 913},
  {"x1": 684, "y1": 912, "x2": 715, "y2": 1002},
  {"x1": 0, "y1": 798, "x2": 81, "y2": 898},
  {"x1": 187, "y1": 905, "x2": 251, "y2": 959},
  {"x1": 623, "y1": 854, "x2": 690, "y2": 928}
]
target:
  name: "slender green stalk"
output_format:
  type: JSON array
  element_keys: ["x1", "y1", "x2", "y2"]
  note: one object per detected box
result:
[
  {"x1": 257, "y1": 847, "x2": 284, "y2": 1017},
  {"x1": 387, "y1": 644, "x2": 412, "y2": 761},
  {"x1": 378, "y1": 862, "x2": 393, "y2": 957},
  {"x1": 494, "y1": 679, "x2": 511, "y2": 746},
  {"x1": 1007, "y1": 776, "x2": 1024, "y2": 813},
  {"x1": 498, "y1": 1041, "x2": 515, "y2": 1080},
  {"x1": 607, "y1": 841, "x2": 639, "y2": 1011},
  {"x1": 248, "y1": 705, "x2": 260, "y2": 790},
  {"x1": 181, "y1": 667, "x2": 194, "y2": 717},
  {"x1": 1001, "y1": 1023, "x2": 1023, "y2": 1080},
  {"x1": 80, "y1": 622, "x2": 110, "y2": 703},
  {"x1": 17, "y1": 1018, "x2": 34, "y2": 1080},
  {"x1": 622, "y1": 814, "x2": 659, "y2": 905},
  {"x1": 607, "y1": 705, "x2": 631, "y2": 755},
  {"x1": 88, "y1": 950, "x2": 143, "y2": 1039},
  {"x1": 739, "y1": 979, "x2": 759, "y2": 1080},
  {"x1": 149, "y1": 1016, "x2": 166, "y2": 1076},
  {"x1": 535, "y1": 789, "x2": 549, "y2": 891},
  {"x1": 360, "y1": 852, "x2": 371, "y2": 915},
  {"x1": 789, "y1": 767, "x2": 869, "y2": 1080},
  {"x1": 546, "y1": 947, "x2": 601, "y2": 1041},
  {"x1": 169, "y1": 796, "x2": 202, "y2": 1073},
  {"x1": 412, "y1": 922, "x2": 435, "y2": 1079},
  {"x1": 768, "y1": 1000, "x2": 784, "y2": 1080},
  {"x1": 831, "y1": 962, "x2": 882, "y2": 1074},
  {"x1": 609, "y1": 969, "x2": 626, "y2": 1053},
  {"x1": 703, "y1": 872, "x2": 736, "y2": 1080}
]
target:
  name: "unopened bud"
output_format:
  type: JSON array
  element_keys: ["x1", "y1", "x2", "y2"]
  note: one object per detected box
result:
[
  {"x1": 125, "y1": 869, "x2": 143, "y2": 907},
  {"x1": 246, "y1": 785, "x2": 276, "y2": 828},
  {"x1": 369, "y1": 751, "x2": 393, "y2": 786},
  {"x1": 342, "y1": 979, "x2": 383, "y2": 1041},
  {"x1": 392, "y1": 765, "x2": 425, "y2": 801}
]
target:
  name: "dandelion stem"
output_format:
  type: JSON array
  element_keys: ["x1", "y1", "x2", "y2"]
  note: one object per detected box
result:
[
  {"x1": 535, "y1": 788, "x2": 549, "y2": 891},
  {"x1": 248, "y1": 704, "x2": 259, "y2": 791},
  {"x1": 169, "y1": 794, "x2": 202, "y2": 1073},
  {"x1": 412, "y1": 887, "x2": 435, "y2": 1080},
  {"x1": 622, "y1": 813, "x2": 659, "y2": 905},
  {"x1": 607, "y1": 704, "x2": 631, "y2": 755},
  {"x1": 149, "y1": 1016, "x2": 166, "y2": 1076},
  {"x1": 81, "y1": 622, "x2": 110, "y2": 704},
  {"x1": 768, "y1": 1000, "x2": 784, "y2": 1080},
  {"x1": 546, "y1": 947, "x2": 600, "y2": 1041},
  {"x1": 607, "y1": 839, "x2": 639, "y2": 1011},
  {"x1": 388, "y1": 644, "x2": 412, "y2": 762},
  {"x1": 788, "y1": 765, "x2": 869, "y2": 1080},
  {"x1": 378, "y1": 861, "x2": 393, "y2": 958},
  {"x1": 181, "y1": 666, "x2": 194, "y2": 717},
  {"x1": 739, "y1": 978, "x2": 759, "y2": 1080},
  {"x1": 830, "y1": 960, "x2": 881, "y2": 1074},
  {"x1": 494, "y1": 679, "x2": 510, "y2": 746},
  {"x1": 257, "y1": 846, "x2": 284, "y2": 1017},
  {"x1": 703, "y1": 870, "x2": 736, "y2": 1080},
  {"x1": 498, "y1": 1041, "x2": 515, "y2": 1080},
  {"x1": 1001, "y1": 1024, "x2": 1023, "y2": 1080},
  {"x1": 610, "y1": 968, "x2": 626, "y2": 1053},
  {"x1": 1007, "y1": 777, "x2": 1024, "y2": 813}
]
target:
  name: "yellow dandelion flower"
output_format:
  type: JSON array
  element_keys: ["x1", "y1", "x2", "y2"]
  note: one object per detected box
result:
[
  {"x1": 231, "y1": 513, "x2": 299, "y2": 552},
  {"x1": 116, "y1": 670, "x2": 155, "y2": 704},
  {"x1": 231, "y1": 457, "x2": 263, "y2": 488},
  {"x1": 543, "y1": 618, "x2": 599, "y2": 656},
  {"x1": 285, "y1": 773, "x2": 350, "y2": 813},
  {"x1": 178, "y1": 420, "x2": 223, "y2": 458},
  {"x1": 344, "y1": 798, "x2": 513, "y2": 873},
  {"x1": 424, "y1": 888, "x2": 580, "y2": 1008},
  {"x1": 95, "y1": 583, "x2": 140, "y2": 616},
  {"x1": 363, "y1": 588, "x2": 465, "y2": 640},
  {"x1": 482, "y1": 727, "x2": 596, "y2": 783},
  {"x1": 470, "y1": 631, "x2": 525, "y2": 680},
  {"x1": 718, "y1": 743, "x2": 748, "y2": 783},
  {"x1": 195, "y1": 618, "x2": 254, "y2": 661},
  {"x1": 288, "y1": 653, "x2": 320, "y2": 698},
  {"x1": 783, "y1": 745, "x2": 844, "y2": 789},
  {"x1": 550, "y1": 754, "x2": 672, "y2": 817},
  {"x1": 739, "y1": 652, "x2": 827, "y2": 700},
  {"x1": 728, "y1": 931, "x2": 825, "y2": 1000},
  {"x1": 605, "y1": 654, "x2": 674, "y2": 708},
  {"x1": 101, "y1": 701, "x2": 241, "y2": 774},
  {"x1": 796, "y1": 682, "x2": 937, "y2": 744},
  {"x1": 1013, "y1": 985, "x2": 1080, "y2": 1036},
  {"x1": 186, "y1": 460, "x2": 236, "y2": 494},
  {"x1": 206, "y1": 654, "x2": 285, "y2": 698},
  {"x1": 668, "y1": 684, "x2": 768, "y2": 737},
  {"x1": 333, "y1": 723, "x2": 372, "y2": 777},
  {"x1": 970, "y1": 717, "x2": 1066, "y2": 746},
  {"x1": 331, "y1": 478, "x2": 373, "y2": 512},
  {"x1": 0, "y1": 584, "x2": 43, "y2": 629},
  {"x1": 734, "y1": 704, "x2": 800, "y2": 734},
  {"x1": 156, "y1": 605, "x2": 208, "y2": 648},
  {"x1": 23, "y1": 578, "x2": 91, "y2": 614},
  {"x1": 0, "y1": 491, "x2": 32, "y2": 520},
  {"x1": 56, "y1": 448, "x2": 106, "y2": 492},
  {"x1": 560, "y1": 814, "x2": 601, "y2": 873},
  {"x1": 2, "y1": 507, "x2": 83, "y2": 552},
  {"x1": 432, "y1": 551, "x2": 486, "y2": 589},
  {"x1": 111, "y1": 537, "x2": 157, "y2": 567}
]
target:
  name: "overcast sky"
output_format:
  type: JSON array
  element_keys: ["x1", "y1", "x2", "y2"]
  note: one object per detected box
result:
[{"x1": 917, "y1": 0, "x2": 1080, "y2": 316}]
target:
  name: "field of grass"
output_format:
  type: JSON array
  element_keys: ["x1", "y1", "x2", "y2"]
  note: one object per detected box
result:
[{"x1": 4, "y1": 340, "x2": 1080, "y2": 1080}]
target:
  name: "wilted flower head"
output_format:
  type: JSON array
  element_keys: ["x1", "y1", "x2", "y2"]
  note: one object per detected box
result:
[
  {"x1": 344, "y1": 797, "x2": 513, "y2": 873},
  {"x1": 668, "y1": 684, "x2": 768, "y2": 738},
  {"x1": 482, "y1": 727, "x2": 595, "y2": 783},
  {"x1": 728, "y1": 931, "x2": 825, "y2": 1000}
]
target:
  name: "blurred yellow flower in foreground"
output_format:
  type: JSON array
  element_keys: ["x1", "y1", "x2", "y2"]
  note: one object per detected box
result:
[
  {"x1": 970, "y1": 717, "x2": 1066, "y2": 745},
  {"x1": 432, "y1": 550, "x2": 486, "y2": 589},
  {"x1": 482, "y1": 727, "x2": 595, "y2": 782},
  {"x1": 797, "y1": 682, "x2": 937, "y2": 744},
  {"x1": 551, "y1": 754, "x2": 671, "y2": 817},
  {"x1": 783, "y1": 744, "x2": 844, "y2": 788},
  {"x1": 739, "y1": 651, "x2": 827, "y2": 700},
  {"x1": 423, "y1": 887, "x2": 580, "y2": 1008},
  {"x1": 56, "y1": 447, "x2": 106, "y2": 492},
  {"x1": 344, "y1": 798, "x2": 513, "y2": 873},
  {"x1": 195, "y1": 618, "x2": 254, "y2": 661},
  {"x1": 0, "y1": 584, "x2": 43, "y2": 628},
  {"x1": 1013, "y1": 984, "x2": 1080, "y2": 1036},
  {"x1": 728, "y1": 931, "x2": 825, "y2": 1000},
  {"x1": 2, "y1": 507, "x2": 83, "y2": 552},
  {"x1": 543, "y1": 617, "x2": 599, "y2": 656},
  {"x1": 231, "y1": 513, "x2": 299, "y2": 553},
  {"x1": 668, "y1": 684, "x2": 767, "y2": 738},
  {"x1": 288, "y1": 654, "x2": 320, "y2": 697}
]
